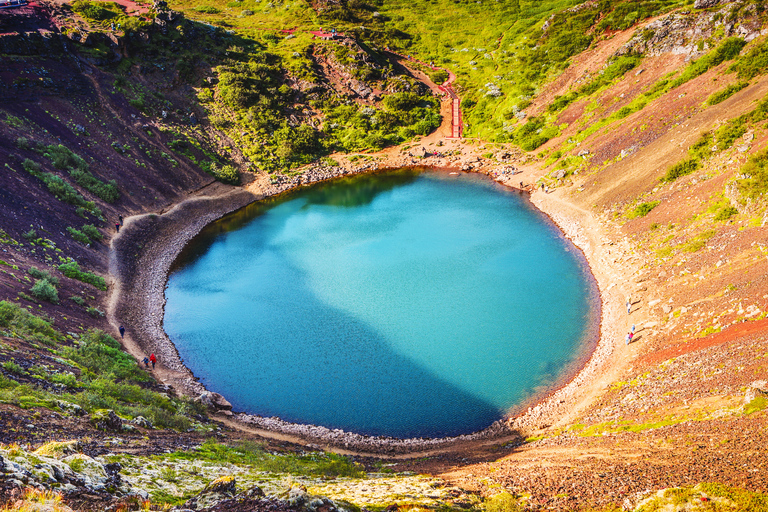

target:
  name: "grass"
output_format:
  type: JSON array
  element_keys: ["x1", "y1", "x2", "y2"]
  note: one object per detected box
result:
[
  {"x1": 706, "y1": 80, "x2": 749, "y2": 105},
  {"x1": 166, "y1": 439, "x2": 366, "y2": 478},
  {"x1": 0, "y1": 302, "x2": 206, "y2": 430}
]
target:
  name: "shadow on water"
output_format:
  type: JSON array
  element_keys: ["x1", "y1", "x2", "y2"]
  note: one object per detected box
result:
[
  {"x1": 166, "y1": 167, "x2": 601, "y2": 439},
  {"x1": 172, "y1": 169, "x2": 422, "y2": 272},
  {"x1": 166, "y1": 254, "x2": 503, "y2": 439}
]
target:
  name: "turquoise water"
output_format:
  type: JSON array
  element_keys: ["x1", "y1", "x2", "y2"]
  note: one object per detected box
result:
[{"x1": 164, "y1": 169, "x2": 599, "y2": 438}]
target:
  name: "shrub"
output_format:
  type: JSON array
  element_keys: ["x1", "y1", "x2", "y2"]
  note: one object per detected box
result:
[
  {"x1": 70, "y1": 296, "x2": 85, "y2": 306},
  {"x1": 22, "y1": 228, "x2": 37, "y2": 241},
  {"x1": 58, "y1": 261, "x2": 107, "y2": 290},
  {"x1": 207, "y1": 163, "x2": 240, "y2": 185},
  {"x1": 28, "y1": 267, "x2": 59, "y2": 286},
  {"x1": 30, "y1": 279, "x2": 59, "y2": 303},
  {"x1": 662, "y1": 159, "x2": 700, "y2": 182},
  {"x1": 67, "y1": 227, "x2": 90, "y2": 245},
  {"x1": 80, "y1": 224, "x2": 102, "y2": 242},
  {"x1": 16, "y1": 137, "x2": 30, "y2": 150},
  {"x1": 631, "y1": 201, "x2": 660, "y2": 218},
  {"x1": 484, "y1": 492, "x2": 523, "y2": 512},
  {"x1": 714, "y1": 206, "x2": 739, "y2": 221},
  {"x1": 715, "y1": 122, "x2": 747, "y2": 150},
  {"x1": 86, "y1": 307, "x2": 104, "y2": 318}
]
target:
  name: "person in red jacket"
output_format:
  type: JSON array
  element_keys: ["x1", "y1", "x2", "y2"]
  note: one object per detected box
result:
[{"x1": 149, "y1": 353, "x2": 157, "y2": 369}]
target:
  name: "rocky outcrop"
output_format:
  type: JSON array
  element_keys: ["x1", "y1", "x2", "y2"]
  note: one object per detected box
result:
[{"x1": 616, "y1": 1, "x2": 766, "y2": 59}]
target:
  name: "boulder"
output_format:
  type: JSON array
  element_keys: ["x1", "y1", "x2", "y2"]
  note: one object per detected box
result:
[
  {"x1": 89, "y1": 410, "x2": 123, "y2": 432},
  {"x1": 196, "y1": 391, "x2": 233, "y2": 411},
  {"x1": 131, "y1": 416, "x2": 154, "y2": 429},
  {"x1": 183, "y1": 475, "x2": 237, "y2": 510}
]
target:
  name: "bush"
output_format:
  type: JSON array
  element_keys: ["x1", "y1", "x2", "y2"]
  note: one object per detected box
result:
[
  {"x1": 715, "y1": 122, "x2": 747, "y2": 150},
  {"x1": 16, "y1": 137, "x2": 30, "y2": 150},
  {"x1": 28, "y1": 267, "x2": 58, "y2": 286},
  {"x1": 58, "y1": 260, "x2": 107, "y2": 290},
  {"x1": 714, "y1": 206, "x2": 739, "y2": 221},
  {"x1": 30, "y1": 279, "x2": 59, "y2": 303},
  {"x1": 662, "y1": 159, "x2": 700, "y2": 182},
  {"x1": 86, "y1": 307, "x2": 104, "y2": 318},
  {"x1": 70, "y1": 296, "x2": 85, "y2": 306},
  {"x1": 630, "y1": 201, "x2": 660, "y2": 218},
  {"x1": 81, "y1": 224, "x2": 103, "y2": 242},
  {"x1": 67, "y1": 226, "x2": 90, "y2": 245}
]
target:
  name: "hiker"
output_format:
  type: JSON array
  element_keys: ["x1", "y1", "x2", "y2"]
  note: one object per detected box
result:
[
  {"x1": 115, "y1": 222, "x2": 120, "y2": 232},
  {"x1": 119, "y1": 325, "x2": 125, "y2": 338},
  {"x1": 625, "y1": 333, "x2": 631, "y2": 345},
  {"x1": 118, "y1": 214, "x2": 123, "y2": 226},
  {"x1": 629, "y1": 331, "x2": 634, "y2": 343},
  {"x1": 142, "y1": 356, "x2": 150, "y2": 368},
  {"x1": 631, "y1": 324, "x2": 636, "y2": 333},
  {"x1": 626, "y1": 299, "x2": 631, "y2": 314},
  {"x1": 149, "y1": 353, "x2": 157, "y2": 369}
]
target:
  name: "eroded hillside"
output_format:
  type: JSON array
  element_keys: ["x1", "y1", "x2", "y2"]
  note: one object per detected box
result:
[{"x1": 2, "y1": 0, "x2": 768, "y2": 511}]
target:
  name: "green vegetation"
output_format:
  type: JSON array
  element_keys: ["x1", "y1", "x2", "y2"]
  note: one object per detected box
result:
[
  {"x1": 682, "y1": 229, "x2": 715, "y2": 253},
  {"x1": 630, "y1": 201, "x2": 660, "y2": 218},
  {"x1": 166, "y1": 439, "x2": 366, "y2": 478},
  {"x1": 737, "y1": 148, "x2": 768, "y2": 199},
  {"x1": 484, "y1": 491, "x2": 523, "y2": 512},
  {"x1": 58, "y1": 260, "x2": 107, "y2": 291},
  {"x1": 668, "y1": 37, "x2": 746, "y2": 89},
  {"x1": 0, "y1": 302, "x2": 204, "y2": 430},
  {"x1": 30, "y1": 279, "x2": 59, "y2": 304},
  {"x1": 0, "y1": 300, "x2": 60, "y2": 345},
  {"x1": 744, "y1": 394, "x2": 768, "y2": 415},
  {"x1": 729, "y1": 37, "x2": 768, "y2": 79},
  {"x1": 66, "y1": 226, "x2": 90, "y2": 245},
  {"x1": 637, "y1": 483, "x2": 768, "y2": 511},
  {"x1": 38, "y1": 144, "x2": 119, "y2": 203},
  {"x1": 80, "y1": 224, "x2": 103, "y2": 242},
  {"x1": 661, "y1": 159, "x2": 700, "y2": 183},
  {"x1": 22, "y1": 159, "x2": 102, "y2": 216},
  {"x1": 70, "y1": 0, "x2": 151, "y2": 31},
  {"x1": 706, "y1": 81, "x2": 748, "y2": 105},
  {"x1": 28, "y1": 267, "x2": 58, "y2": 286}
]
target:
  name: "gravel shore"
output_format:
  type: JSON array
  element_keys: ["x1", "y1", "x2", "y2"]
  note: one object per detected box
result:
[{"x1": 108, "y1": 160, "x2": 635, "y2": 455}]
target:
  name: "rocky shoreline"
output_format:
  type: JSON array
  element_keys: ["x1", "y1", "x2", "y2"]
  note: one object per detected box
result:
[{"x1": 109, "y1": 156, "x2": 631, "y2": 455}]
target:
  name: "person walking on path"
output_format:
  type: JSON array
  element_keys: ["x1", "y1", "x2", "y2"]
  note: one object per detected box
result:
[
  {"x1": 115, "y1": 222, "x2": 120, "y2": 232},
  {"x1": 142, "y1": 356, "x2": 150, "y2": 368},
  {"x1": 149, "y1": 353, "x2": 157, "y2": 369},
  {"x1": 118, "y1": 214, "x2": 123, "y2": 226},
  {"x1": 626, "y1": 297, "x2": 632, "y2": 315},
  {"x1": 119, "y1": 325, "x2": 125, "y2": 338},
  {"x1": 625, "y1": 332, "x2": 632, "y2": 345}
]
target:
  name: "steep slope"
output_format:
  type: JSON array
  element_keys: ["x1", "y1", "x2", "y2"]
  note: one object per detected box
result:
[{"x1": 2, "y1": 0, "x2": 768, "y2": 511}]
